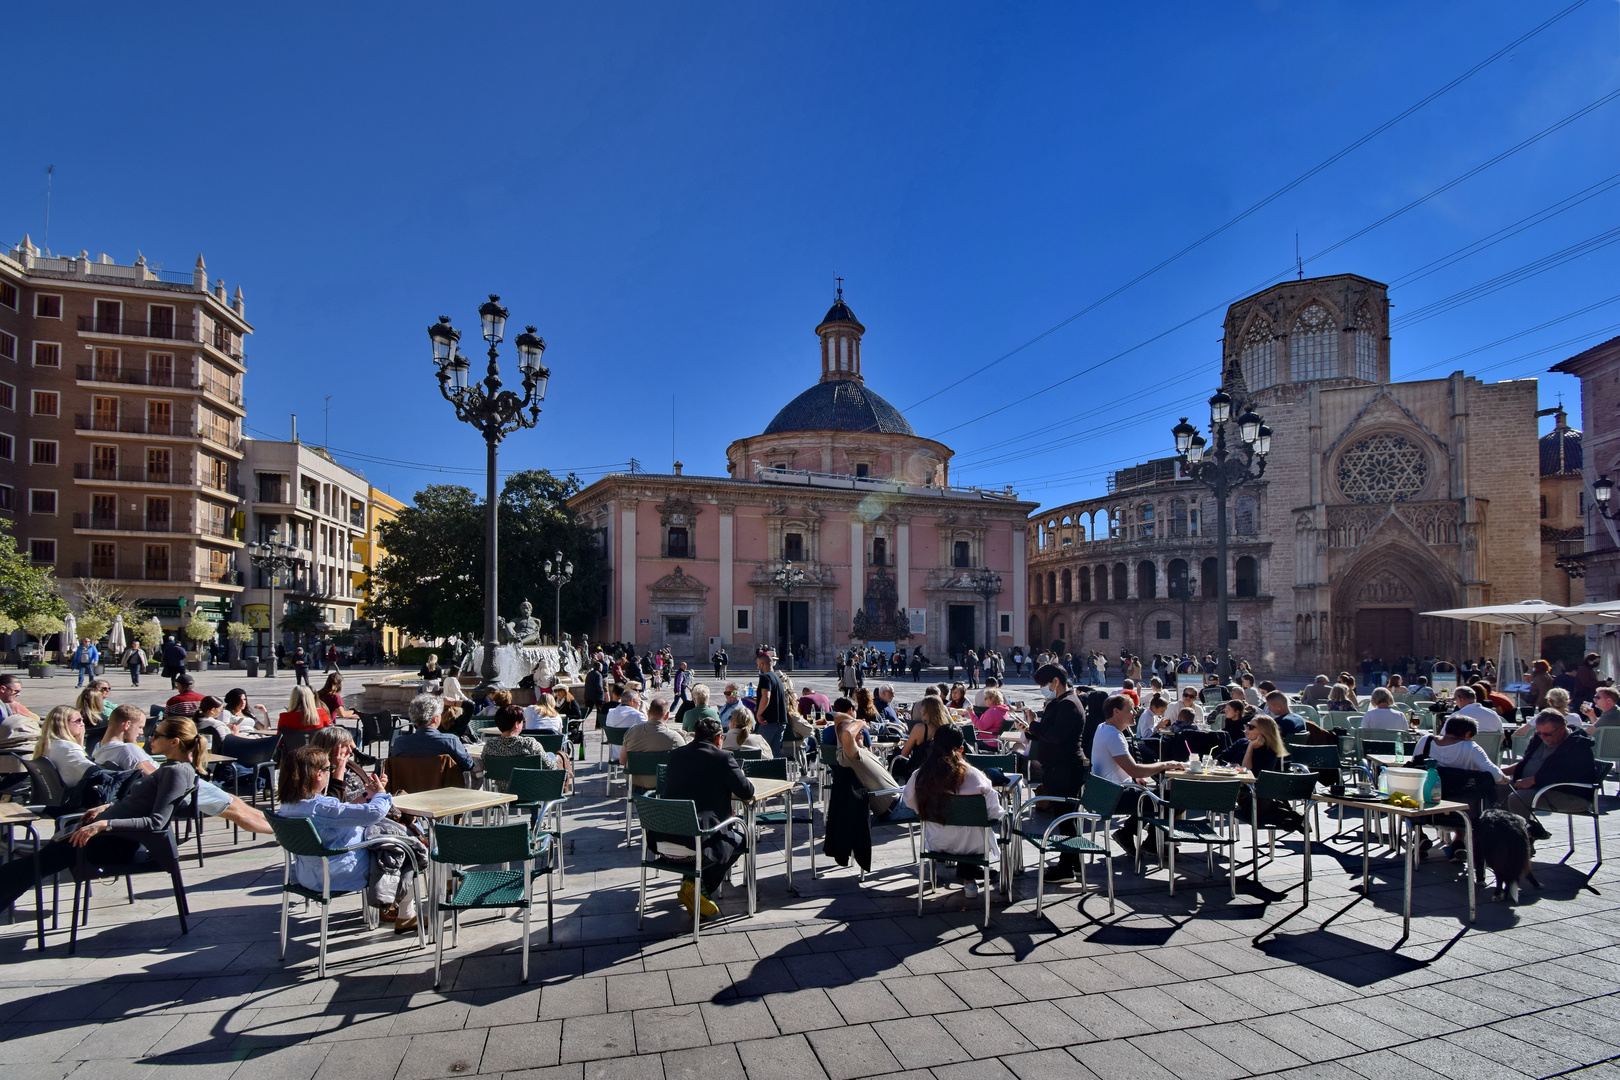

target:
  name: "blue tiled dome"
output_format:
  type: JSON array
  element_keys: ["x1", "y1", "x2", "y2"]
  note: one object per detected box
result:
[{"x1": 763, "y1": 380, "x2": 915, "y2": 436}]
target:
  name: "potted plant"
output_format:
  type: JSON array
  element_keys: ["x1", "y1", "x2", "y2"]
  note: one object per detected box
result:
[
  {"x1": 21, "y1": 614, "x2": 63, "y2": 679},
  {"x1": 225, "y1": 621, "x2": 254, "y2": 672},
  {"x1": 184, "y1": 613, "x2": 217, "y2": 671}
]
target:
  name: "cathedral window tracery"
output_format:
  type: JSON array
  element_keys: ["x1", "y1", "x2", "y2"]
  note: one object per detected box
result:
[
  {"x1": 1291, "y1": 302, "x2": 1338, "y2": 381},
  {"x1": 1336, "y1": 432, "x2": 1429, "y2": 503}
]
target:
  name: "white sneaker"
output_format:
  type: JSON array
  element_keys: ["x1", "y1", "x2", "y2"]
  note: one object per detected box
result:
[{"x1": 964, "y1": 881, "x2": 979, "y2": 899}]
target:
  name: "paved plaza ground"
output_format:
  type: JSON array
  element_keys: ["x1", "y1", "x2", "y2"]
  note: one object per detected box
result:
[{"x1": 2, "y1": 666, "x2": 1620, "y2": 1080}]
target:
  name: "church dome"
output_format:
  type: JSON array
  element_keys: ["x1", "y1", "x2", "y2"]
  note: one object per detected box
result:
[
  {"x1": 764, "y1": 380, "x2": 915, "y2": 436},
  {"x1": 821, "y1": 298, "x2": 861, "y2": 326},
  {"x1": 1540, "y1": 414, "x2": 1582, "y2": 476}
]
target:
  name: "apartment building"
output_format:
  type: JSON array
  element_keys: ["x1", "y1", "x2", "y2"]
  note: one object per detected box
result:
[
  {"x1": 0, "y1": 238, "x2": 250, "y2": 626},
  {"x1": 241, "y1": 439, "x2": 367, "y2": 653},
  {"x1": 354, "y1": 485, "x2": 406, "y2": 659}
]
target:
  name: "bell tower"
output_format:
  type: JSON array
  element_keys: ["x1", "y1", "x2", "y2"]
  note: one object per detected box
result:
[{"x1": 817, "y1": 281, "x2": 865, "y2": 384}]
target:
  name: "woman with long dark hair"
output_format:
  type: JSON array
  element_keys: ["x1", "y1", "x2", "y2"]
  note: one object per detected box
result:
[{"x1": 902, "y1": 727, "x2": 1002, "y2": 898}]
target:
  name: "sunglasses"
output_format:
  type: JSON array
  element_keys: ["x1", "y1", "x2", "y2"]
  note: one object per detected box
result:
[{"x1": 1244, "y1": 722, "x2": 1258, "y2": 729}]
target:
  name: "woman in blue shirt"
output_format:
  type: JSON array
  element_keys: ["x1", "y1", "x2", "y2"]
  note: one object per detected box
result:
[{"x1": 276, "y1": 745, "x2": 415, "y2": 931}]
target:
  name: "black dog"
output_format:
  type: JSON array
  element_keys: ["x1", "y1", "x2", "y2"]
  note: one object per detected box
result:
[{"x1": 1473, "y1": 808, "x2": 1540, "y2": 903}]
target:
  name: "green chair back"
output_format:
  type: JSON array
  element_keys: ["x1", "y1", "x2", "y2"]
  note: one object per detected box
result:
[
  {"x1": 626, "y1": 750, "x2": 672, "y2": 787},
  {"x1": 1596, "y1": 759, "x2": 1615, "y2": 786},
  {"x1": 483, "y1": 753, "x2": 550, "y2": 786},
  {"x1": 1080, "y1": 775, "x2": 1125, "y2": 817},
  {"x1": 729, "y1": 747, "x2": 764, "y2": 761},
  {"x1": 964, "y1": 753, "x2": 1016, "y2": 774},
  {"x1": 533, "y1": 732, "x2": 565, "y2": 753},
  {"x1": 632, "y1": 795, "x2": 701, "y2": 837},
  {"x1": 930, "y1": 793, "x2": 994, "y2": 828},
  {"x1": 1282, "y1": 733, "x2": 1310, "y2": 746},
  {"x1": 269, "y1": 813, "x2": 346, "y2": 858},
  {"x1": 743, "y1": 758, "x2": 789, "y2": 780},
  {"x1": 819, "y1": 741, "x2": 841, "y2": 767},
  {"x1": 432, "y1": 821, "x2": 533, "y2": 865},
  {"x1": 510, "y1": 767, "x2": 565, "y2": 804},
  {"x1": 1294, "y1": 705, "x2": 1320, "y2": 723},
  {"x1": 604, "y1": 725, "x2": 629, "y2": 748},
  {"x1": 1287, "y1": 744, "x2": 1340, "y2": 770},
  {"x1": 1167, "y1": 779, "x2": 1242, "y2": 813},
  {"x1": 1473, "y1": 730, "x2": 1505, "y2": 765},
  {"x1": 1591, "y1": 726, "x2": 1620, "y2": 762},
  {"x1": 1253, "y1": 770, "x2": 1317, "y2": 802}
]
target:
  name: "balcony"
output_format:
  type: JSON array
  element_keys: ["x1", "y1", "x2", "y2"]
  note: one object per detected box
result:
[
  {"x1": 78, "y1": 314, "x2": 198, "y2": 342},
  {"x1": 198, "y1": 426, "x2": 243, "y2": 451},
  {"x1": 71, "y1": 562, "x2": 242, "y2": 588},
  {"x1": 75, "y1": 364, "x2": 245, "y2": 407},
  {"x1": 75, "y1": 413, "x2": 175, "y2": 436},
  {"x1": 71, "y1": 463, "x2": 245, "y2": 497},
  {"x1": 73, "y1": 512, "x2": 180, "y2": 534}
]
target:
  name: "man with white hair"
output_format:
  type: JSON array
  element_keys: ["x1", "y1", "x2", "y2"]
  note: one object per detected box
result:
[
  {"x1": 605, "y1": 686, "x2": 647, "y2": 729},
  {"x1": 390, "y1": 693, "x2": 476, "y2": 770}
]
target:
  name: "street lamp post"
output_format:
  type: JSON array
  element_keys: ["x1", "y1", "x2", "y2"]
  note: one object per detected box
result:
[
  {"x1": 429, "y1": 297, "x2": 550, "y2": 691},
  {"x1": 1169, "y1": 574, "x2": 1198, "y2": 658},
  {"x1": 543, "y1": 550, "x2": 574, "y2": 644},
  {"x1": 969, "y1": 567, "x2": 1002, "y2": 654},
  {"x1": 772, "y1": 560, "x2": 807, "y2": 673},
  {"x1": 1170, "y1": 369, "x2": 1269, "y2": 681},
  {"x1": 246, "y1": 530, "x2": 306, "y2": 677}
]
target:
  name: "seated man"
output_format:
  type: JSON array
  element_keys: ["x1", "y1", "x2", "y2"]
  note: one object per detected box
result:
[
  {"x1": 0, "y1": 674, "x2": 42, "y2": 782},
  {"x1": 1408, "y1": 676, "x2": 1435, "y2": 701},
  {"x1": 621, "y1": 697, "x2": 688, "y2": 792},
  {"x1": 1450, "y1": 686, "x2": 1503, "y2": 733},
  {"x1": 1300, "y1": 675, "x2": 1333, "y2": 707},
  {"x1": 1503, "y1": 708, "x2": 1597, "y2": 842},
  {"x1": 652, "y1": 716, "x2": 754, "y2": 917},
  {"x1": 1263, "y1": 690, "x2": 1308, "y2": 737},
  {"x1": 390, "y1": 693, "x2": 476, "y2": 773},
  {"x1": 604, "y1": 688, "x2": 646, "y2": 730},
  {"x1": 1581, "y1": 686, "x2": 1620, "y2": 729},
  {"x1": 1090, "y1": 693, "x2": 1183, "y2": 856},
  {"x1": 797, "y1": 684, "x2": 831, "y2": 717},
  {"x1": 165, "y1": 672, "x2": 206, "y2": 718}
]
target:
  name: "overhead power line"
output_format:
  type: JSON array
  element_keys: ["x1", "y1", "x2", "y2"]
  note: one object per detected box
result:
[{"x1": 902, "y1": 0, "x2": 1597, "y2": 412}]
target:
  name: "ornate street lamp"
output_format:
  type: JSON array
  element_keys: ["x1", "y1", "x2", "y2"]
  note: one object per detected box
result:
[
  {"x1": 430, "y1": 297, "x2": 551, "y2": 690},
  {"x1": 246, "y1": 529, "x2": 306, "y2": 676},
  {"x1": 969, "y1": 566, "x2": 1002, "y2": 654},
  {"x1": 772, "y1": 560, "x2": 807, "y2": 672},
  {"x1": 543, "y1": 550, "x2": 574, "y2": 643},
  {"x1": 1168, "y1": 571, "x2": 1198, "y2": 658},
  {"x1": 1169, "y1": 365, "x2": 1269, "y2": 680}
]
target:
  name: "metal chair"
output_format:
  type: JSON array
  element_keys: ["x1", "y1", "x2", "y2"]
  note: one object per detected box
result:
[
  {"x1": 624, "y1": 750, "x2": 673, "y2": 841},
  {"x1": 1248, "y1": 770, "x2": 1319, "y2": 900},
  {"x1": 483, "y1": 753, "x2": 550, "y2": 793},
  {"x1": 743, "y1": 756, "x2": 816, "y2": 883},
  {"x1": 1012, "y1": 775, "x2": 1125, "y2": 918},
  {"x1": 1590, "y1": 727, "x2": 1620, "y2": 793},
  {"x1": 431, "y1": 821, "x2": 553, "y2": 988},
  {"x1": 633, "y1": 795, "x2": 742, "y2": 944},
  {"x1": 1140, "y1": 779, "x2": 1243, "y2": 897},
  {"x1": 601, "y1": 725, "x2": 629, "y2": 791},
  {"x1": 509, "y1": 767, "x2": 568, "y2": 889},
  {"x1": 357, "y1": 712, "x2": 396, "y2": 758},
  {"x1": 1473, "y1": 730, "x2": 1505, "y2": 765},
  {"x1": 67, "y1": 784, "x2": 196, "y2": 955},
  {"x1": 728, "y1": 747, "x2": 764, "y2": 761},
  {"x1": 1529, "y1": 760, "x2": 1612, "y2": 881},
  {"x1": 532, "y1": 732, "x2": 565, "y2": 754},
  {"x1": 219, "y1": 733, "x2": 281, "y2": 808},
  {"x1": 269, "y1": 814, "x2": 426, "y2": 978},
  {"x1": 916, "y1": 794, "x2": 999, "y2": 926}
]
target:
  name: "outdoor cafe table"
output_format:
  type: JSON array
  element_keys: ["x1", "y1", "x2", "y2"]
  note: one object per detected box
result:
[
  {"x1": 739, "y1": 776, "x2": 798, "y2": 913},
  {"x1": 390, "y1": 786, "x2": 517, "y2": 936},
  {"x1": 1310, "y1": 791, "x2": 1475, "y2": 939},
  {"x1": 0, "y1": 801, "x2": 44, "y2": 948}
]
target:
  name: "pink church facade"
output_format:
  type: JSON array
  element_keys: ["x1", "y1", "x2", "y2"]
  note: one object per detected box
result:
[{"x1": 568, "y1": 296, "x2": 1037, "y2": 665}]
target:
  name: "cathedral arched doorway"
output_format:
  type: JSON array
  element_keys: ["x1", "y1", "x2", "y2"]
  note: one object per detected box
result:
[{"x1": 1329, "y1": 543, "x2": 1460, "y2": 670}]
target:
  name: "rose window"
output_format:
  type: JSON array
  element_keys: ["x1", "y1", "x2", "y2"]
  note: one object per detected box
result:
[{"x1": 1337, "y1": 433, "x2": 1428, "y2": 503}]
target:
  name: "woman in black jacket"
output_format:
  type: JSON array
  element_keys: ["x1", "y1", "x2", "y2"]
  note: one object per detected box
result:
[{"x1": 0, "y1": 716, "x2": 203, "y2": 909}]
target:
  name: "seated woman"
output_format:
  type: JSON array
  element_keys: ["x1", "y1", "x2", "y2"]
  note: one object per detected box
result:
[
  {"x1": 1234, "y1": 713, "x2": 1303, "y2": 830},
  {"x1": 946, "y1": 683, "x2": 973, "y2": 713},
  {"x1": 1324, "y1": 684, "x2": 1356, "y2": 712},
  {"x1": 308, "y1": 726, "x2": 422, "y2": 928},
  {"x1": 972, "y1": 688, "x2": 1011, "y2": 747},
  {"x1": 526, "y1": 693, "x2": 565, "y2": 733},
  {"x1": 0, "y1": 718, "x2": 204, "y2": 910},
  {"x1": 720, "y1": 706, "x2": 773, "y2": 758},
  {"x1": 902, "y1": 726, "x2": 1002, "y2": 898},
  {"x1": 223, "y1": 688, "x2": 271, "y2": 732},
  {"x1": 483, "y1": 705, "x2": 561, "y2": 791},
  {"x1": 94, "y1": 704, "x2": 158, "y2": 776},
  {"x1": 317, "y1": 672, "x2": 359, "y2": 721},
  {"x1": 552, "y1": 685, "x2": 584, "y2": 721},
  {"x1": 679, "y1": 684, "x2": 720, "y2": 733},
  {"x1": 1217, "y1": 699, "x2": 1252, "y2": 742},
  {"x1": 278, "y1": 685, "x2": 332, "y2": 731},
  {"x1": 36, "y1": 705, "x2": 97, "y2": 790},
  {"x1": 277, "y1": 744, "x2": 418, "y2": 933},
  {"x1": 894, "y1": 696, "x2": 951, "y2": 782},
  {"x1": 193, "y1": 696, "x2": 235, "y2": 740}
]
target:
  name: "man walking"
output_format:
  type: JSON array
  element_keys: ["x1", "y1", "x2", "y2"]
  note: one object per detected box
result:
[
  {"x1": 159, "y1": 635, "x2": 188, "y2": 685},
  {"x1": 72, "y1": 637, "x2": 100, "y2": 687},
  {"x1": 752, "y1": 646, "x2": 788, "y2": 757}
]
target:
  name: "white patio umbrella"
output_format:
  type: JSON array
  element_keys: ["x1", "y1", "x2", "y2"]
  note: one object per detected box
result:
[
  {"x1": 107, "y1": 614, "x2": 127, "y2": 653},
  {"x1": 1497, "y1": 631, "x2": 1521, "y2": 694},
  {"x1": 61, "y1": 611, "x2": 77, "y2": 653},
  {"x1": 1421, "y1": 599, "x2": 1613, "y2": 671}
]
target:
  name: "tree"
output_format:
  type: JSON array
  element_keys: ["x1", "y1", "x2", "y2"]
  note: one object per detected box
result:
[
  {"x1": 77, "y1": 614, "x2": 111, "y2": 644},
  {"x1": 0, "y1": 519, "x2": 66, "y2": 622},
  {"x1": 183, "y1": 612, "x2": 217, "y2": 650},
  {"x1": 77, "y1": 579, "x2": 142, "y2": 631},
  {"x1": 225, "y1": 622, "x2": 255, "y2": 646},
  {"x1": 280, "y1": 600, "x2": 327, "y2": 646},
  {"x1": 368, "y1": 470, "x2": 604, "y2": 641},
  {"x1": 131, "y1": 620, "x2": 162, "y2": 652},
  {"x1": 22, "y1": 614, "x2": 63, "y2": 654}
]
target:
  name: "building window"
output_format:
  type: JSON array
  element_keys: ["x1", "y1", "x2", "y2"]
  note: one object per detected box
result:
[
  {"x1": 1170, "y1": 498, "x2": 1188, "y2": 537},
  {"x1": 953, "y1": 540, "x2": 971, "y2": 568},
  {"x1": 1157, "y1": 620, "x2": 1172, "y2": 639},
  {"x1": 91, "y1": 542, "x2": 116, "y2": 576},
  {"x1": 0, "y1": 331, "x2": 14, "y2": 361},
  {"x1": 1234, "y1": 495, "x2": 1257, "y2": 536},
  {"x1": 1540, "y1": 495, "x2": 1548, "y2": 519},
  {"x1": 872, "y1": 537, "x2": 886, "y2": 566},
  {"x1": 735, "y1": 607, "x2": 750, "y2": 632},
  {"x1": 0, "y1": 486, "x2": 12, "y2": 511},
  {"x1": 35, "y1": 294, "x2": 62, "y2": 319},
  {"x1": 0, "y1": 281, "x2": 16, "y2": 310},
  {"x1": 999, "y1": 613, "x2": 1011, "y2": 634},
  {"x1": 32, "y1": 342, "x2": 60, "y2": 367},
  {"x1": 1240, "y1": 318, "x2": 1276, "y2": 389},
  {"x1": 29, "y1": 539, "x2": 55, "y2": 564},
  {"x1": 1235, "y1": 555, "x2": 1258, "y2": 597},
  {"x1": 30, "y1": 440, "x2": 57, "y2": 466},
  {"x1": 144, "y1": 545, "x2": 169, "y2": 581},
  {"x1": 149, "y1": 352, "x2": 174, "y2": 386},
  {"x1": 666, "y1": 525, "x2": 689, "y2": 559},
  {"x1": 92, "y1": 348, "x2": 119, "y2": 381},
  {"x1": 148, "y1": 305, "x2": 176, "y2": 339},
  {"x1": 93, "y1": 300, "x2": 122, "y2": 334},
  {"x1": 1228, "y1": 620, "x2": 1239, "y2": 641},
  {"x1": 855, "y1": 463, "x2": 870, "y2": 478},
  {"x1": 1353, "y1": 304, "x2": 1378, "y2": 382},
  {"x1": 92, "y1": 494, "x2": 116, "y2": 524},
  {"x1": 1137, "y1": 560, "x2": 1156, "y2": 598},
  {"x1": 147, "y1": 448, "x2": 171, "y2": 483},
  {"x1": 783, "y1": 532, "x2": 804, "y2": 562},
  {"x1": 666, "y1": 616, "x2": 690, "y2": 636},
  {"x1": 1061, "y1": 569, "x2": 1072, "y2": 603},
  {"x1": 147, "y1": 400, "x2": 171, "y2": 435},
  {"x1": 1201, "y1": 557, "x2": 1218, "y2": 598},
  {"x1": 30, "y1": 390, "x2": 58, "y2": 417},
  {"x1": 0, "y1": 434, "x2": 11, "y2": 461},
  {"x1": 1098, "y1": 621, "x2": 1109, "y2": 640},
  {"x1": 28, "y1": 490, "x2": 55, "y2": 515},
  {"x1": 1291, "y1": 302, "x2": 1338, "y2": 381}
]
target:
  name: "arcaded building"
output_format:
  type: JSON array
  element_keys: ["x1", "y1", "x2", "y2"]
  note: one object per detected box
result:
[
  {"x1": 1029, "y1": 273, "x2": 1540, "y2": 676},
  {"x1": 568, "y1": 294, "x2": 1037, "y2": 664}
]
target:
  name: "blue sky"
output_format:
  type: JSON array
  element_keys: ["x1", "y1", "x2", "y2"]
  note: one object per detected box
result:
[{"x1": 8, "y1": 2, "x2": 1620, "y2": 508}]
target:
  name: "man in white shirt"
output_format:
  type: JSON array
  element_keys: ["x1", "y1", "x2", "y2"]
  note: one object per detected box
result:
[
  {"x1": 1450, "y1": 686, "x2": 1503, "y2": 733},
  {"x1": 1090, "y1": 694, "x2": 1183, "y2": 857},
  {"x1": 605, "y1": 688, "x2": 647, "y2": 730},
  {"x1": 1359, "y1": 687, "x2": 1413, "y2": 731}
]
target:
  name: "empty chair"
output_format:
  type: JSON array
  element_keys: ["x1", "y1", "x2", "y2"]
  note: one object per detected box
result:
[
  {"x1": 1140, "y1": 778, "x2": 1243, "y2": 897},
  {"x1": 509, "y1": 767, "x2": 568, "y2": 889},
  {"x1": 431, "y1": 822, "x2": 553, "y2": 988}
]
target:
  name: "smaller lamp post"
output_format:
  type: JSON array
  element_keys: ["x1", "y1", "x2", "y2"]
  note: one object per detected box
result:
[
  {"x1": 245, "y1": 530, "x2": 306, "y2": 676},
  {"x1": 969, "y1": 567, "x2": 1002, "y2": 653},
  {"x1": 772, "y1": 560, "x2": 807, "y2": 672},
  {"x1": 543, "y1": 550, "x2": 574, "y2": 644}
]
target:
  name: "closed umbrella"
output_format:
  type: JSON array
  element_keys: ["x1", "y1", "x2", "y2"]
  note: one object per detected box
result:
[
  {"x1": 61, "y1": 612, "x2": 77, "y2": 657},
  {"x1": 1497, "y1": 630, "x2": 1521, "y2": 698},
  {"x1": 1603, "y1": 628, "x2": 1620, "y2": 685},
  {"x1": 108, "y1": 615, "x2": 126, "y2": 655}
]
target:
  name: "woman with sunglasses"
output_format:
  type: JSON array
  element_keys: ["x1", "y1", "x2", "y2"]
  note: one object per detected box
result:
[
  {"x1": 36, "y1": 704, "x2": 98, "y2": 788},
  {"x1": 1238, "y1": 713, "x2": 1289, "y2": 775}
]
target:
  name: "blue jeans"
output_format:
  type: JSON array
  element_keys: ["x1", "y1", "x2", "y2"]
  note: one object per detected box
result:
[
  {"x1": 755, "y1": 721, "x2": 784, "y2": 758},
  {"x1": 76, "y1": 664, "x2": 94, "y2": 686}
]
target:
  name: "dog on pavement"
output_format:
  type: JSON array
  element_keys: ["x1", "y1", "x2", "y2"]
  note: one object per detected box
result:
[{"x1": 1473, "y1": 808, "x2": 1539, "y2": 903}]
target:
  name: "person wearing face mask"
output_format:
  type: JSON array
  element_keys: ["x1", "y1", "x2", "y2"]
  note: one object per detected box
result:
[{"x1": 1019, "y1": 662, "x2": 1090, "y2": 884}]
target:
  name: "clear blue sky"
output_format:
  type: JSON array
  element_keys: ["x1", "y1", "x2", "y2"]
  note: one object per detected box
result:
[{"x1": 8, "y1": 2, "x2": 1619, "y2": 508}]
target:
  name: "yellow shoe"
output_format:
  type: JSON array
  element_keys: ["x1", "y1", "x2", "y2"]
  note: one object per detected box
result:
[
  {"x1": 696, "y1": 889, "x2": 719, "y2": 918},
  {"x1": 677, "y1": 880, "x2": 696, "y2": 914}
]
